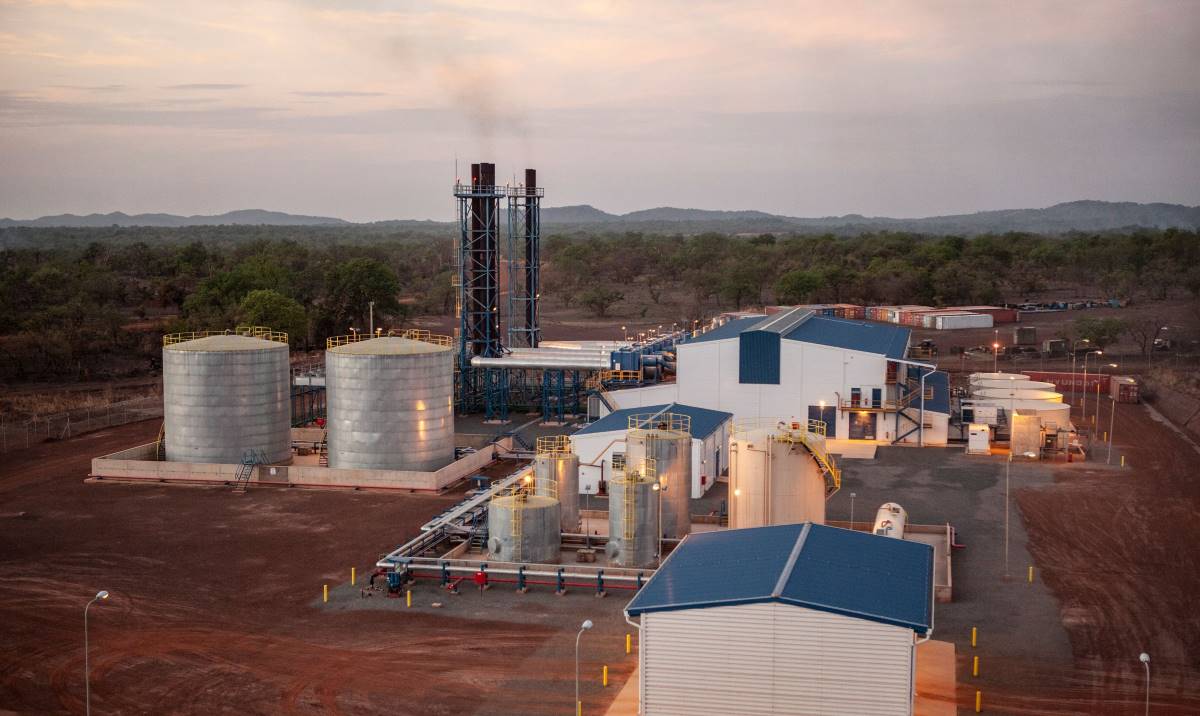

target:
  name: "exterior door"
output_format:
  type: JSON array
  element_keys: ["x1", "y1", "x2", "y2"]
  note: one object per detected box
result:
[
  {"x1": 808, "y1": 405, "x2": 837, "y2": 438},
  {"x1": 848, "y1": 412, "x2": 877, "y2": 440},
  {"x1": 871, "y1": 388, "x2": 883, "y2": 408}
]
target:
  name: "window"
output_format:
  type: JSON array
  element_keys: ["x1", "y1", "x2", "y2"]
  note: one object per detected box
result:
[{"x1": 850, "y1": 387, "x2": 862, "y2": 406}]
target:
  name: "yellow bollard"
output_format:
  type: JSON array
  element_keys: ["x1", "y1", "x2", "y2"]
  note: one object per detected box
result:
[
  {"x1": 1028, "y1": 566, "x2": 1034, "y2": 584},
  {"x1": 603, "y1": 665, "x2": 608, "y2": 687},
  {"x1": 351, "y1": 567, "x2": 356, "y2": 585},
  {"x1": 576, "y1": 701, "x2": 582, "y2": 716},
  {"x1": 973, "y1": 655, "x2": 979, "y2": 677},
  {"x1": 323, "y1": 583, "x2": 328, "y2": 603},
  {"x1": 625, "y1": 633, "x2": 631, "y2": 655},
  {"x1": 975, "y1": 690, "x2": 982, "y2": 713},
  {"x1": 971, "y1": 626, "x2": 977, "y2": 648},
  {"x1": 1121, "y1": 455, "x2": 1125, "y2": 467},
  {"x1": 1103, "y1": 432, "x2": 1107, "y2": 442},
  {"x1": 406, "y1": 590, "x2": 412, "y2": 608}
]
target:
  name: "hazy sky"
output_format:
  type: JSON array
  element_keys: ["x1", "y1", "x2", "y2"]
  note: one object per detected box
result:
[{"x1": 1, "y1": 0, "x2": 1198, "y2": 221}]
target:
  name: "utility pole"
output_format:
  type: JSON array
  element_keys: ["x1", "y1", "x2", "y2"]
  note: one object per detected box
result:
[{"x1": 368, "y1": 300, "x2": 375, "y2": 336}]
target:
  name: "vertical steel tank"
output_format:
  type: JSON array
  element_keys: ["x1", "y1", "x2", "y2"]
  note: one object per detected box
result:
[
  {"x1": 625, "y1": 412, "x2": 692, "y2": 538},
  {"x1": 605, "y1": 462, "x2": 660, "y2": 568},
  {"x1": 162, "y1": 331, "x2": 291, "y2": 464},
  {"x1": 487, "y1": 479, "x2": 561, "y2": 563},
  {"x1": 728, "y1": 421, "x2": 828, "y2": 529},
  {"x1": 325, "y1": 335, "x2": 454, "y2": 471},
  {"x1": 534, "y1": 436, "x2": 580, "y2": 533}
]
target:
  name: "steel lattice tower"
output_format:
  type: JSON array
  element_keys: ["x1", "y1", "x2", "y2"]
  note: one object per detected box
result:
[
  {"x1": 506, "y1": 169, "x2": 543, "y2": 349},
  {"x1": 453, "y1": 163, "x2": 504, "y2": 412}
]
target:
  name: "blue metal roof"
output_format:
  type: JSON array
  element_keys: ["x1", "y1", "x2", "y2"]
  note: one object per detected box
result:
[
  {"x1": 685, "y1": 316, "x2": 764, "y2": 345},
  {"x1": 626, "y1": 523, "x2": 934, "y2": 634},
  {"x1": 784, "y1": 316, "x2": 911, "y2": 359},
  {"x1": 574, "y1": 402, "x2": 733, "y2": 440}
]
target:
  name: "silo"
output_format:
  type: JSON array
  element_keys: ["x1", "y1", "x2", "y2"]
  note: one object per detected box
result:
[
  {"x1": 625, "y1": 412, "x2": 692, "y2": 538},
  {"x1": 325, "y1": 335, "x2": 454, "y2": 471},
  {"x1": 162, "y1": 331, "x2": 291, "y2": 464},
  {"x1": 488, "y1": 483, "x2": 561, "y2": 563},
  {"x1": 534, "y1": 436, "x2": 580, "y2": 533},
  {"x1": 605, "y1": 463, "x2": 660, "y2": 568},
  {"x1": 728, "y1": 423, "x2": 827, "y2": 529}
]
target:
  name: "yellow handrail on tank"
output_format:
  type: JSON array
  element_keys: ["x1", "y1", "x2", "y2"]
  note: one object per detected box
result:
[
  {"x1": 732, "y1": 417, "x2": 842, "y2": 498},
  {"x1": 327, "y1": 330, "x2": 453, "y2": 349},
  {"x1": 536, "y1": 435, "x2": 572, "y2": 455},
  {"x1": 163, "y1": 327, "x2": 288, "y2": 346},
  {"x1": 627, "y1": 411, "x2": 690, "y2": 437}
]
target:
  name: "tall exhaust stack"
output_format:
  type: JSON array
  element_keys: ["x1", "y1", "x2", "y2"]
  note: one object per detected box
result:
[
  {"x1": 506, "y1": 168, "x2": 543, "y2": 348},
  {"x1": 454, "y1": 162, "x2": 502, "y2": 411}
]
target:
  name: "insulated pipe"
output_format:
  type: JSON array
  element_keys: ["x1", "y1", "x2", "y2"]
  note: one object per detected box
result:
[
  {"x1": 383, "y1": 562, "x2": 649, "y2": 583},
  {"x1": 471, "y1": 355, "x2": 612, "y2": 369}
]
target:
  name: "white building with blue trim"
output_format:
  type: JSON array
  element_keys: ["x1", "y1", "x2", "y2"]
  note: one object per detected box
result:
[
  {"x1": 626, "y1": 522, "x2": 935, "y2": 715},
  {"x1": 569, "y1": 402, "x2": 733, "y2": 499},
  {"x1": 608, "y1": 307, "x2": 951, "y2": 446}
]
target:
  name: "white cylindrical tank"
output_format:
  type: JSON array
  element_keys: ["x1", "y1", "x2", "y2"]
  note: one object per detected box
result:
[
  {"x1": 972, "y1": 378, "x2": 1056, "y2": 392},
  {"x1": 973, "y1": 388, "x2": 1063, "y2": 402},
  {"x1": 728, "y1": 427, "x2": 827, "y2": 529},
  {"x1": 873, "y1": 502, "x2": 907, "y2": 538},
  {"x1": 162, "y1": 332, "x2": 291, "y2": 464},
  {"x1": 325, "y1": 336, "x2": 454, "y2": 471},
  {"x1": 625, "y1": 413, "x2": 692, "y2": 538},
  {"x1": 970, "y1": 372, "x2": 1030, "y2": 382}
]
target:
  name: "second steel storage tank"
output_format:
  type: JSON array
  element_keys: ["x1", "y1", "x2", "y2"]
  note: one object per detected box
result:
[
  {"x1": 606, "y1": 461, "x2": 660, "y2": 568},
  {"x1": 625, "y1": 412, "x2": 692, "y2": 538},
  {"x1": 488, "y1": 478, "x2": 561, "y2": 563},
  {"x1": 162, "y1": 329, "x2": 291, "y2": 464},
  {"x1": 325, "y1": 335, "x2": 454, "y2": 471},
  {"x1": 534, "y1": 436, "x2": 580, "y2": 533}
]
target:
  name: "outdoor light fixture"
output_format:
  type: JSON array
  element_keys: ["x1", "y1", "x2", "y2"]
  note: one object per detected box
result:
[
  {"x1": 576, "y1": 620, "x2": 594, "y2": 716},
  {"x1": 85, "y1": 590, "x2": 110, "y2": 716}
]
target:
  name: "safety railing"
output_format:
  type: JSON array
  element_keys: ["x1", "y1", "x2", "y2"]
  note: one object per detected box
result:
[
  {"x1": 536, "y1": 435, "x2": 572, "y2": 455},
  {"x1": 452, "y1": 183, "x2": 507, "y2": 197},
  {"x1": 627, "y1": 411, "x2": 691, "y2": 437},
  {"x1": 505, "y1": 185, "x2": 545, "y2": 198},
  {"x1": 164, "y1": 326, "x2": 288, "y2": 346},
  {"x1": 392, "y1": 328, "x2": 454, "y2": 346},
  {"x1": 491, "y1": 474, "x2": 559, "y2": 502}
]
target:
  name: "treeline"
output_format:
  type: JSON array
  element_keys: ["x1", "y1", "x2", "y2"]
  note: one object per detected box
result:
[{"x1": 1, "y1": 226, "x2": 1197, "y2": 381}]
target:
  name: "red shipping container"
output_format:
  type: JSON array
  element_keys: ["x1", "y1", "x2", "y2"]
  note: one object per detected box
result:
[
  {"x1": 1110, "y1": 376, "x2": 1140, "y2": 403},
  {"x1": 1022, "y1": 370, "x2": 1110, "y2": 393}
]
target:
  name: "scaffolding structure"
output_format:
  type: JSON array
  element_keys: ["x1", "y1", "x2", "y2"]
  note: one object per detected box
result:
[
  {"x1": 506, "y1": 169, "x2": 543, "y2": 349},
  {"x1": 454, "y1": 163, "x2": 505, "y2": 412}
]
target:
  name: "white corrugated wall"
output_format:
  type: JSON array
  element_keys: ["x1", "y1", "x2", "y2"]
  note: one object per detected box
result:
[{"x1": 642, "y1": 602, "x2": 913, "y2": 716}]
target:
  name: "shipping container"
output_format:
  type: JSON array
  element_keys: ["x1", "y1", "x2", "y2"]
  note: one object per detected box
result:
[
  {"x1": 1042, "y1": 338, "x2": 1067, "y2": 357},
  {"x1": 1014, "y1": 326, "x2": 1037, "y2": 345},
  {"x1": 1022, "y1": 370, "x2": 1110, "y2": 393},
  {"x1": 934, "y1": 313, "x2": 994, "y2": 330},
  {"x1": 920, "y1": 310, "x2": 972, "y2": 328},
  {"x1": 946, "y1": 305, "x2": 1019, "y2": 323},
  {"x1": 1110, "y1": 376, "x2": 1140, "y2": 403},
  {"x1": 830, "y1": 303, "x2": 865, "y2": 320}
]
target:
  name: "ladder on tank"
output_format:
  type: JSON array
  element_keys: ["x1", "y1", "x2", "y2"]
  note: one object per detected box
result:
[{"x1": 511, "y1": 491, "x2": 525, "y2": 561}]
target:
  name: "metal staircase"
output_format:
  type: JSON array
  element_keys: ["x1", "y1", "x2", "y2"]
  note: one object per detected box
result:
[
  {"x1": 232, "y1": 449, "x2": 265, "y2": 494},
  {"x1": 318, "y1": 431, "x2": 329, "y2": 467},
  {"x1": 892, "y1": 375, "x2": 924, "y2": 444},
  {"x1": 154, "y1": 422, "x2": 166, "y2": 460}
]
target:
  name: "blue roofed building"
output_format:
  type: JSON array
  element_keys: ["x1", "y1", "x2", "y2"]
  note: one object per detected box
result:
[
  {"x1": 569, "y1": 402, "x2": 733, "y2": 498},
  {"x1": 608, "y1": 307, "x2": 950, "y2": 446},
  {"x1": 626, "y1": 522, "x2": 935, "y2": 715}
]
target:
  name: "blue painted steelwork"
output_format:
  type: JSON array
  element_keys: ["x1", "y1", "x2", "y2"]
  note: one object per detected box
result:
[
  {"x1": 484, "y1": 367, "x2": 510, "y2": 422},
  {"x1": 505, "y1": 175, "x2": 543, "y2": 349},
  {"x1": 576, "y1": 402, "x2": 732, "y2": 440},
  {"x1": 625, "y1": 522, "x2": 933, "y2": 634},
  {"x1": 738, "y1": 330, "x2": 780, "y2": 384},
  {"x1": 454, "y1": 165, "x2": 505, "y2": 413}
]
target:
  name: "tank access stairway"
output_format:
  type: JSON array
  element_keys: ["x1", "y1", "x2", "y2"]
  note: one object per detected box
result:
[{"x1": 232, "y1": 449, "x2": 267, "y2": 494}]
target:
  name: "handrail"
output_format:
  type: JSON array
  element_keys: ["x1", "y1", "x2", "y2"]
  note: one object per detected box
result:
[
  {"x1": 732, "y1": 417, "x2": 841, "y2": 497},
  {"x1": 536, "y1": 435, "x2": 573, "y2": 455},
  {"x1": 491, "y1": 474, "x2": 559, "y2": 501},
  {"x1": 163, "y1": 326, "x2": 288, "y2": 346},
  {"x1": 326, "y1": 329, "x2": 453, "y2": 349},
  {"x1": 627, "y1": 411, "x2": 690, "y2": 437}
]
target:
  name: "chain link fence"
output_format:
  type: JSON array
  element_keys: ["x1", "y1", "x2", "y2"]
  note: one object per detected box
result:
[{"x1": 0, "y1": 395, "x2": 163, "y2": 453}]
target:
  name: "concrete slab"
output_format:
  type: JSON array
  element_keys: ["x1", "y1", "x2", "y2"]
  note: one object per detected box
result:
[{"x1": 827, "y1": 439, "x2": 879, "y2": 459}]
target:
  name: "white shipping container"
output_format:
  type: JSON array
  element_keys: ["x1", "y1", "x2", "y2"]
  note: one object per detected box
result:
[{"x1": 935, "y1": 312, "x2": 994, "y2": 330}]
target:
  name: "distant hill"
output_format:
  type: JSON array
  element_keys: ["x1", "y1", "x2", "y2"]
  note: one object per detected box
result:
[
  {"x1": 3, "y1": 200, "x2": 1196, "y2": 234},
  {"x1": 0, "y1": 209, "x2": 348, "y2": 228}
]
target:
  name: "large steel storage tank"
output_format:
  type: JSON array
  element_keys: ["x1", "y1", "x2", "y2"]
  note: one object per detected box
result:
[
  {"x1": 534, "y1": 436, "x2": 580, "y2": 533},
  {"x1": 162, "y1": 329, "x2": 291, "y2": 464},
  {"x1": 625, "y1": 412, "x2": 692, "y2": 538},
  {"x1": 606, "y1": 462, "x2": 659, "y2": 568},
  {"x1": 325, "y1": 335, "x2": 454, "y2": 471},
  {"x1": 728, "y1": 420, "x2": 829, "y2": 529},
  {"x1": 488, "y1": 480, "x2": 561, "y2": 563}
]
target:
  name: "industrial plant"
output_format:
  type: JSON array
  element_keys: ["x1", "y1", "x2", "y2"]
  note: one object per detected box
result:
[{"x1": 83, "y1": 164, "x2": 1137, "y2": 716}]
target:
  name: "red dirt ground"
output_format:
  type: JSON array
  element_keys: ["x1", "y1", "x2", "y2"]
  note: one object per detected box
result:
[
  {"x1": 0, "y1": 421, "x2": 633, "y2": 715},
  {"x1": 983, "y1": 402, "x2": 1200, "y2": 714}
]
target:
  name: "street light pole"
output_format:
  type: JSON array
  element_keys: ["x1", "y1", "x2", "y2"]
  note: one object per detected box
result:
[
  {"x1": 652, "y1": 482, "x2": 665, "y2": 563},
  {"x1": 1107, "y1": 394, "x2": 1117, "y2": 464},
  {"x1": 84, "y1": 590, "x2": 110, "y2": 716},
  {"x1": 368, "y1": 300, "x2": 375, "y2": 336},
  {"x1": 1004, "y1": 454, "x2": 1011, "y2": 579},
  {"x1": 849, "y1": 492, "x2": 856, "y2": 528},
  {"x1": 1082, "y1": 350, "x2": 1101, "y2": 429},
  {"x1": 576, "y1": 620, "x2": 594, "y2": 716},
  {"x1": 1139, "y1": 652, "x2": 1151, "y2": 716}
]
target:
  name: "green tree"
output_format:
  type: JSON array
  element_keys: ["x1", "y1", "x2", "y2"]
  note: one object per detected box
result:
[
  {"x1": 774, "y1": 270, "x2": 822, "y2": 304},
  {"x1": 323, "y1": 257, "x2": 401, "y2": 331},
  {"x1": 1073, "y1": 317, "x2": 1125, "y2": 350},
  {"x1": 579, "y1": 287, "x2": 624, "y2": 317},
  {"x1": 237, "y1": 289, "x2": 308, "y2": 344}
]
